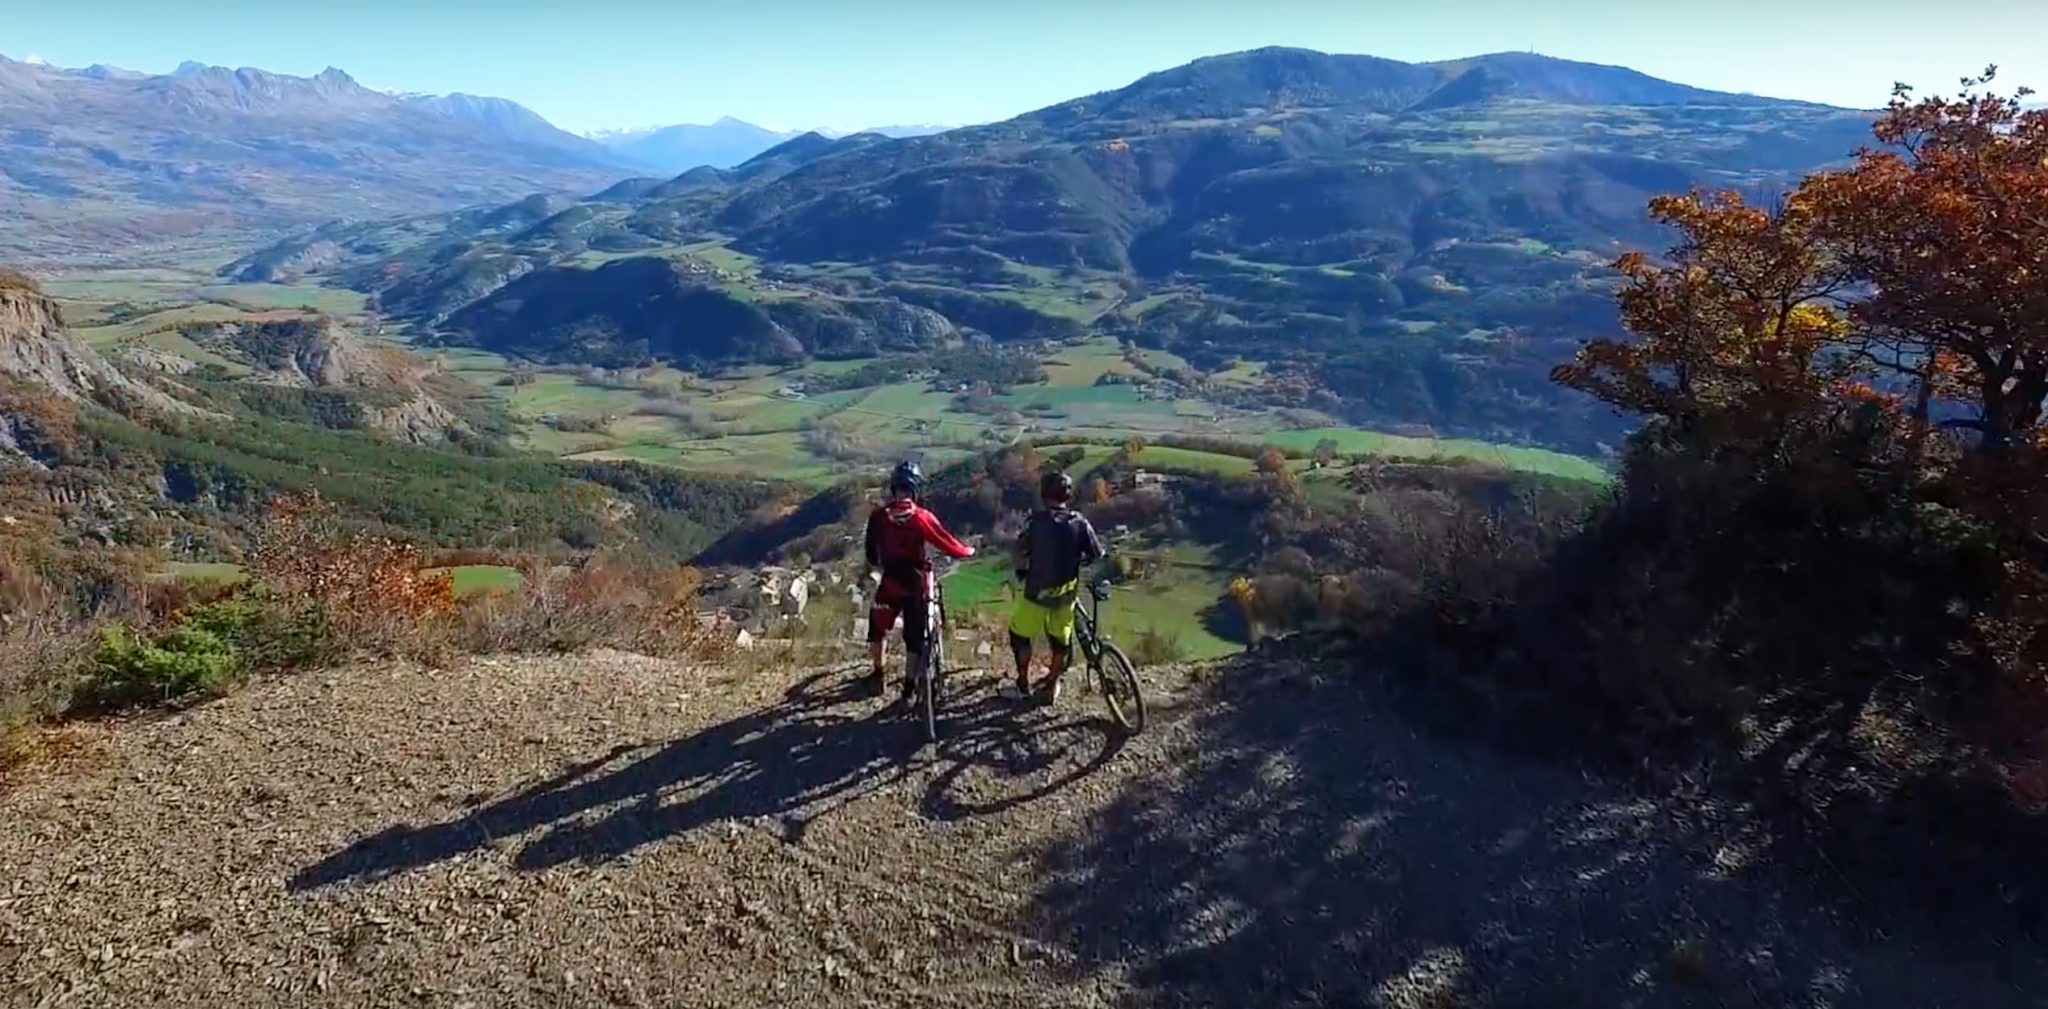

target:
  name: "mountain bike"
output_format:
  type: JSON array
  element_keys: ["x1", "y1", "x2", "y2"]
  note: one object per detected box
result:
[
  {"x1": 1072, "y1": 579, "x2": 1146, "y2": 733},
  {"x1": 911, "y1": 564, "x2": 951, "y2": 743}
]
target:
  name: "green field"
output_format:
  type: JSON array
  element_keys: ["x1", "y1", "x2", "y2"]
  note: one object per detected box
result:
[
  {"x1": 159, "y1": 562, "x2": 249, "y2": 586},
  {"x1": 1127, "y1": 445, "x2": 1259, "y2": 476},
  {"x1": 505, "y1": 375, "x2": 657, "y2": 419},
  {"x1": 49, "y1": 270, "x2": 374, "y2": 351},
  {"x1": 678, "y1": 238, "x2": 761, "y2": 276},
  {"x1": 1042, "y1": 341, "x2": 1138, "y2": 387},
  {"x1": 1261, "y1": 428, "x2": 1610, "y2": 482},
  {"x1": 75, "y1": 304, "x2": 294, "y2": 347},
  {"x1": 446, "y1": 565, "x2": 523, "y2": 597},
  {"x1": 1124, "y1": 292, "x2": 1184, "y2": 317},
  {"x1": 940, "y1": 557, "x2": 1013, "y2": 610},
  {"x1": 570, "y1": 432, "x2": 844, "y2": 487},
  {"x1": 191, "y1": 284, "x2": 369, "y2": 317},
  {"x1": 152, "y1": 562, "x2": 518, "y2": 597}
]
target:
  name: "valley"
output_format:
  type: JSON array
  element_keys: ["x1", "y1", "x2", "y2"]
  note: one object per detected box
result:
[
  {"x1": 7, "y1": 16, "x2": 2048, "y2": 1007},
  {"x1": 25, "y1": 254, "x2": 1600, "y2": 667},
  {"x1": 12, "y1": 44, "x2": 1858, "y2": 671},
  {"x1": 193, "y1": 49, "x2": 1878, "y2": 457}
]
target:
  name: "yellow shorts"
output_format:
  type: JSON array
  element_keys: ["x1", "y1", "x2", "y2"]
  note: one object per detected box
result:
[{"x1": 1009, "y1": 596, "x2": 1078, "y2": 646}]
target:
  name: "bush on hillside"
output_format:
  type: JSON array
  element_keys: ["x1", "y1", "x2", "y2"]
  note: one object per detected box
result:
[
  {"x1": 250, "y1": 492, "x2": 459, "y2": 659},
  {"x1": 0, "y1": 555, "x2": 103, "y2": 766},
  {"x1": 1126, "y1": 627, "x2": 1187, "y2": 666},
  {"x1": 78, "y1": 622, "x2": 245, "y2": 710},
  {"x1": 457, "y1": 556, "x2": 722, "y2": 658},
  {"x1": 3, "y1": 484, "x2": 733, "y2": 777},
  {"x1": 1372, "y1": 75, "x2": 2048, "y2": 858}
]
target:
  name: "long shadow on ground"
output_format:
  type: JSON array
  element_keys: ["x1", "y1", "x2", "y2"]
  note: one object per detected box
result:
[
  {"x1": 1023, "y1": 644, "x2": 2048, "y2": 1009},
  {"x1": 291, "y1": 663, "x2": 1124, "y2": 891}
]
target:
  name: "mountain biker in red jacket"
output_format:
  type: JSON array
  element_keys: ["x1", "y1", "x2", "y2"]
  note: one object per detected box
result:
[{"x1": 864, "y1": 460, "x2": 974, "y2": 700}]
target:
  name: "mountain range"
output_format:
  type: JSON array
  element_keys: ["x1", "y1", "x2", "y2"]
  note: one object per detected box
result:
[
  {"x1": 215, "y1": 47, "x2": 1880, "y2": 452},
  {"x1": 588, "y1": 118, "x2": 953, "y2": 174},
  {"x1": 0, "y1": 54, "x2": 641, "y2": 259}
]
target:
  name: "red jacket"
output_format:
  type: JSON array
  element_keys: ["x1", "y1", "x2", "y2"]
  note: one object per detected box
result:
[{"x1": 865, "y1": 499, "x2": 973, "y2": 600}]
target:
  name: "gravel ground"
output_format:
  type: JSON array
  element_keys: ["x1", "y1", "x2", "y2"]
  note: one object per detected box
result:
[
  {"x1": 4, "y1": 647, "x2": 2043, "y2": 1008},
  {"x1": 1, "y1": 651, "x2": 1200, "y2": 1008}
]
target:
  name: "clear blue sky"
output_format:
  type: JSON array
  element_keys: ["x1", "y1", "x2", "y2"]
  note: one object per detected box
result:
[{"x1": 11, "y1": 0, "x2": 2046, "y2": 133}]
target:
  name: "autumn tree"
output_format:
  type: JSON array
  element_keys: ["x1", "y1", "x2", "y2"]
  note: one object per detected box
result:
[
  {"x1": 1312, "y1": 438, "x2": 1341, "y2": 467},
  {"x1": 1560, "y1": 71, "x2": 2047, "y2": 457},
  {"x1": 1550, "y1": 70, "x2": 2048, "y2": 796},
  {"x1": 996, "y1": 442, "x2": 1042, "y2": 493},
  {"x1": 1801, "y1": 70, "x2": 2048, "y2": 453},
  {"x1": 1253, "y1": 446, "x2": 1302, "y2": 501},
  {"x1": 1551, "y1": 192, "x2": 1857, "y2": 442}
]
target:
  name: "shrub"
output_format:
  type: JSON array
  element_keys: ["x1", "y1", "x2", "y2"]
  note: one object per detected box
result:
[
  {"x1": 79, "y1": 623, "x2": 245, "y2": 710},
  {"x1": 458, "y1": 556, "x2": 723, "y2": 659},
  {"x1": 181, "y1": 596, "x2": 336, "y2": 672},
  {"x1": 250, "y1": 492, "x2": 457, "y2": 660},
  {"x1": 1126, "y1": 627, "x2": 1186, "y2": 666},
  {"x1": 1, "y1": 589, "x2": 96, "y2": 769},
  {"x1": 1, "y1": 547, "x2": 152, "y2": 762},
  {"x1": 0, "y1": 266, "x2": 39, "y2": 292}
]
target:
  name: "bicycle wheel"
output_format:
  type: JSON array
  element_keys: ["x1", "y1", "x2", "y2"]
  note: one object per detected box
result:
[
  {"x1": 1094, "y1": 641, "x2": 1146, "y2": 733},
  {"x1": 922, "y1": 598, "x2": 943, "y2": 742},
  {"x1": 921, "y1": 648, "x2": 939, "y2": 742}
]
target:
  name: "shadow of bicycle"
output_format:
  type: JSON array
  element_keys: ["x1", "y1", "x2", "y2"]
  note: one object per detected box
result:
[{"x1": 290, "y1": 659, "x2": 1135, "y2": 892}]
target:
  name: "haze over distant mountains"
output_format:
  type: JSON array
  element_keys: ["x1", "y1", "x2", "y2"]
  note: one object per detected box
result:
[
  {"x1": 0, "y1": 53, "x2": 641, "y2": 259},
  {"x1": 0, "y1": 51, "x2": 967, "y2": 258},
  {"x1": 587, "y1": 117, "x2": 954, "y2": 173}
]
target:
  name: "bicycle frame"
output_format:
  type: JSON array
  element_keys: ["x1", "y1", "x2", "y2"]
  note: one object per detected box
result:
[
  {"x1": 922, "y1": 572, "x2": 946, "y2": 657},
  {"x1": 1073, "y1": 583, "x2": 1108, "y2": 667}
]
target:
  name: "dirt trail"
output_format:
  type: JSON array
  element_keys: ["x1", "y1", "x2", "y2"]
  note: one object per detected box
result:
[{"x1": 4, "y1": 647, "x2": 2044, "y2": 1008}]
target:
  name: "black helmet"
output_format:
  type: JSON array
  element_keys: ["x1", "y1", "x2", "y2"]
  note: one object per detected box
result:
[
  {"x1": 888, "y1": 459, "x2": 923, "y2": 497},
  {"x1": 1040, "y1": 469, "x2": 1074, "y2": 504}
]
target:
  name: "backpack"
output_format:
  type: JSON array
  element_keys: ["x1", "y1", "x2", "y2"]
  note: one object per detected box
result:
[{"x1": 1021, "y1": 507, "x2": 1095, "y2": 605}]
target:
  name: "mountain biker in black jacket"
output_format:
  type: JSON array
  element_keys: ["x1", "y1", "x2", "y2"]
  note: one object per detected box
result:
[{"x1": 1005, "y1": 470, "x2": 1104, "y2": 704}]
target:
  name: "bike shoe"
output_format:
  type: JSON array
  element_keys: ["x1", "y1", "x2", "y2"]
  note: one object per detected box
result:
[{"x1": 1039, "y1": 678, "x2": 1064, "y2": 707}]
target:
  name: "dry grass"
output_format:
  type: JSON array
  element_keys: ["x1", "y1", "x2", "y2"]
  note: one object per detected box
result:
[
  {"x1": 249, "y1": 492, "x2": 459, "y2": 663},
  {"x1": 4, "y1": 492, "x2": 730, "y2": 780},
  {"x1": 0, "y1": 266, "x2": 40, "y2": 293},
  {"x1": 0, "y1": 556, "x2": 102, "y2": 774},
  {"x1": 458, "y1": 557, "x2": 725, "y2": 660}
]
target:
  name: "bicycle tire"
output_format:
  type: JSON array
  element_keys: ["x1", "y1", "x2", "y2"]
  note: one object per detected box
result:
[
  {"x1": 922, "y1": 594, "x2": 944, "y2": 743},
  {"x1": 1094, "y1": 640, "x2": 1146, "y2": 733},
  {"x1": 921, "y1": 648, "x2": 939, "y2": 743}
]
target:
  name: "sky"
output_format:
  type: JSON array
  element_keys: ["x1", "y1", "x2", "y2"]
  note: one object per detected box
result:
[{"x1": 9, "y1": 0, "x2": 2046, "y2": 134}]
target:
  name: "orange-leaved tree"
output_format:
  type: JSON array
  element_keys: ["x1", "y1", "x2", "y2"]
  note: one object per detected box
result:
[
  {"x1": 1551, "y1": 192, "x2": 1859, "y2": 441},
  {"x1": 1800, "y1": 69, "x2": 2048, "y2": 453},
  {"x1": 1553, "y1": 69, "x2": 2048, "y2": 797},
  {"x1": 1558, "y1": 68, "x2": 2048, "y2": 461}
]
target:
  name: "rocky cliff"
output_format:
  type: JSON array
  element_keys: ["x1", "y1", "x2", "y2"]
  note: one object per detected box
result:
[{"x1": 0, "y1": 270, "x2": 194, "y2": 415}]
